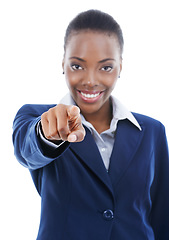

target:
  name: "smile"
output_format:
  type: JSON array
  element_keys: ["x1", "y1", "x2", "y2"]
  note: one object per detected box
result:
[
  {"x1": 80, "y1": 92, "x2": 100, "y2": 99},
  {"x1": 77, "y1": 90, "x2": 104, "y2": 103}
]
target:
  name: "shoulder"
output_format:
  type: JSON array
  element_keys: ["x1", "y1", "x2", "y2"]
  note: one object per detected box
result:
[
  {"x1": 13, "y1": 104, "x2": 56, "y2": 127},
  {"x1": 132, "y1": 112, "x2": 165, "y2": 134},
  {"x1": 132, "y1": 112, "x2": 161, "y2": 125},
  {"x1": 16, "y1": 104, "x2": 56, "y2": 118}
]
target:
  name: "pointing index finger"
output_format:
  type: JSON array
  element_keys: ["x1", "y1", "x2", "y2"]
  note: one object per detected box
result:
[
  {"x1": 67, "y1": 105, "x2": 80, "y2": 119},
  {"x1": 66, "y1": 105, "x2": 85, "y2": 142}
]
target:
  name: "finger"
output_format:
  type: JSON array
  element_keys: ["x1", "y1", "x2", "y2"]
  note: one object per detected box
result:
[
  {"x1": 56, "y1": 105, "x2": 70, "y2": 141},
  {"x1": 67, "y1": 105, "x2": 80, "y2": 120},
  {"x1": 41, "y1": 112, "x2": 50, "y2": 139},
  {"x1": 66, "y1": 105, "x2": 85, "y2": 142},
  {"x1": 48, "y1": 116, "x2": 61, "y2": 140},
  {"x1": 67, "y1": 126, "x2": 86, "y2": 142},
  {"x1": 42, "y1": 108, "x2": 60, "y2": 140}
]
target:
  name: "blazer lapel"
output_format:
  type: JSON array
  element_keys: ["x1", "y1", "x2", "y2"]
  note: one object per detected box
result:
[
  {"x1": 108, "y1": 119, "x2": 145, "y2": 186},
  {"x1": 69, "y1": 127, "x2": 114, "y2": 196}
]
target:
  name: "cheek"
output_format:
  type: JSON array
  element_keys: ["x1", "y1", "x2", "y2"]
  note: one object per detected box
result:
[
  {"x1": 105, "y1": 75, "x2": 118, "y2": 89},
  {"x1": 107, "y1": 69, "x2": 120, "y2": 88},
  {"x1": 65, "y1": 69, "x2": 77, "y2": 88},
  {"x1": 65, "y1": 74, "x2": 83, "y2": 96}
]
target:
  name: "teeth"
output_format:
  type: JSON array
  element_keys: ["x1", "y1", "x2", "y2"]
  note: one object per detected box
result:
[{"x1": 80, "y1": 92, "x2": 100, "y2": 98}]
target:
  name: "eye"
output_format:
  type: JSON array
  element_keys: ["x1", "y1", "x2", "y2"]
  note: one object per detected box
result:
[
  {"x1": 71, "y1": 64, "x2": 83, "y2": 71},
  {"x1": 101, "y1": 65, "x2": 113, "y2": 72}
]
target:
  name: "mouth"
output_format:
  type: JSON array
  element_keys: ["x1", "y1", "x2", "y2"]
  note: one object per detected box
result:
[{"x1": 77, "y1": 90, "x2": 104, "y2": 103}]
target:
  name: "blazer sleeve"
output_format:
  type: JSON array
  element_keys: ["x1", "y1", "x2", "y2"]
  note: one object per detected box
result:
[
  {"x1": 12, "y1": 104, "x2": 70, "y2": 170},
  {"x1": 150, "y1": 123, "x2": 169, "y2": 239}
]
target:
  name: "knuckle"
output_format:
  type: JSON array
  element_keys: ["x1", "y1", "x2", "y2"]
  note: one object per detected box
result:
[
  {"x1": 58, "y1": 126, "x2": 69, "y2": 135},
  {"x1": 41, "y1": 112, "x2": 47, "y2": 122},
  {"x1": 58, "y1": 127, "x2": 70, "y2": 141},
  {"x1": 48, "y1": 107, "x2": 55, "y2": 116},
  {"x1": 44, "y1": 132, "x2": 50, "y2": 139},
  {"x1": 57, "y1": 104, "x2": 65, "y2": 112},
  {"x1": 49, "y1": 130, "x2": 58, "y2": 138}
]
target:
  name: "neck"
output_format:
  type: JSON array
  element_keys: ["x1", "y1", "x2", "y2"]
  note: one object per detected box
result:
[{"x1": 82, "y1": 98, "x2": 113, "y2": 134}]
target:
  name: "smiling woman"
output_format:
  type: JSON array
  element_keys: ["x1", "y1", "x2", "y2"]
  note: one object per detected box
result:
[
  {"x1": 63, "y1": 31, "x2": 122, "y2": 130},
  {"x1": 12, "y1": 9, "x2": 169, "y2": 240}
]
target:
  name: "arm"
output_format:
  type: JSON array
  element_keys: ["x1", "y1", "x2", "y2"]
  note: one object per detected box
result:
[
  {"x1": 12, "y1": 104, "x2": 85, "y2": 170},
  {"x1": 150, "y1": 124, "x2": 169, "y2": 239},
  {"x1": 12, "y1": 104, "x2": 69, "y2": 170}
]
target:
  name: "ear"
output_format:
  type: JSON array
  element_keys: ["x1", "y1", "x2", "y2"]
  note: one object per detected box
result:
[
  {"x1": 62, "y1": 59, "x2": 65, "y2": 72},
  {"x1": 119, "y1": 57, "x2": 123, "y2": 76}
]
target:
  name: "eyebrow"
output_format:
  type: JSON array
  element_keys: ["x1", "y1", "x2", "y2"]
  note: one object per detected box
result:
[
  {"x1": 69, "y1": 57, "x2": 116, "y2": 63},
  {"x1": 69, "y1": 57, "x2": 86, "y2": 62},
  {"x1": 98, "y1": 58, "x2": 116, "y2": 63}
]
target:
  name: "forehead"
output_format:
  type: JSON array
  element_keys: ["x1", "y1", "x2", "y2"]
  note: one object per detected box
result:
[{"x1": 65, "y1": 31, "x2": 121, "y2": 59}]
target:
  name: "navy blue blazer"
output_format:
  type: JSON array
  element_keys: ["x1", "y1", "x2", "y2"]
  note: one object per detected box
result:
[{"x1": 13, "y1": 104, "x2": 169, "y2": 240}]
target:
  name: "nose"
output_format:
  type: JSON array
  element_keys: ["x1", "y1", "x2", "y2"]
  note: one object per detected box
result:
[{"x1": 82, "y1": 70, "x2": 99, "y2": 88}]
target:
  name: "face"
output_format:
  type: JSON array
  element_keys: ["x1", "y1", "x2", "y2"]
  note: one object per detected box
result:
[{"x1": 62, "y1": 31, "x2": 122, "y2": 118}]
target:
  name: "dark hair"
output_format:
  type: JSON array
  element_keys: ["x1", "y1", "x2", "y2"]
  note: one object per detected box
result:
[{"x1": 64, "y1": 9, "x2": 124, "y2": 55}]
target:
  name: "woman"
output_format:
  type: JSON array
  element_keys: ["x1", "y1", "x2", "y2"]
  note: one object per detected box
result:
[{"x1": 13, "y1": 10, "x2": 169, "y2": 239}]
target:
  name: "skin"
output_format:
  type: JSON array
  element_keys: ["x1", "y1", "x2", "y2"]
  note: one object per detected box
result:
[{"x1": 41, "y1": 30, "x2": 122, "y2": 142}]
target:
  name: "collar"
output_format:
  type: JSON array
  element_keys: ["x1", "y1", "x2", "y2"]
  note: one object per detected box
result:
[
  {"x1": 59, "y1": 93, "x2": 142, "y2": 132},
  {"x1": 112, "y1": 96, "x2": 142, "y2": 131}
]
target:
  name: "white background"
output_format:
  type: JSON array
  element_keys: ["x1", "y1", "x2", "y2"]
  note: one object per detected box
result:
[{"x1": 0, "y1": 0, "x2": 169, "y2": 239}]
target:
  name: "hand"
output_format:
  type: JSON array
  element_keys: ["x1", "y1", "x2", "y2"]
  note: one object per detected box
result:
[{"x1": 41, "y1": 104, "x2": 85, "y2": 142}]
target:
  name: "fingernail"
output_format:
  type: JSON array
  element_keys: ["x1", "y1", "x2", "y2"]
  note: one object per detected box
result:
[{"x1": 68, "y1": 134, "x2": 77, "y2": 142}]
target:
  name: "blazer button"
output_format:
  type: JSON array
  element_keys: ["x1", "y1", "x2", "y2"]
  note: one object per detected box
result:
[{"x1": 103, "y1": 209, "x2": 114, "y2": 220}]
